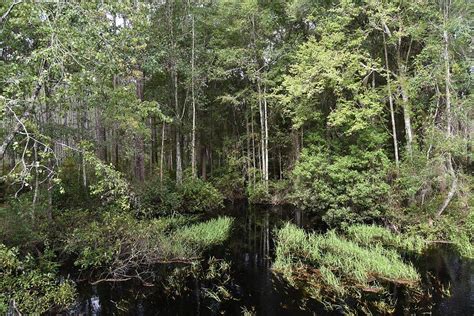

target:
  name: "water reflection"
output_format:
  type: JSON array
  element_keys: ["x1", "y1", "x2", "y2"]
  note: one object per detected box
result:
[{"x1": 70, "y1": 203, "x2": 473, "y2": 315}]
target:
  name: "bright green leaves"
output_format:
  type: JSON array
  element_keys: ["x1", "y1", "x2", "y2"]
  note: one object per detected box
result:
[
  {"x1": 82, "y1": 150, "x2": 131, "y2": 211},
  {"x1": 281, "y1": 0, "x2": 385, "y2": 135},
  {"x1": 283, "y1": 26, "x2": 383, "y2": 134},
  {"x1": 292, "y1": 146, "x2": 390, "y2": 226}
]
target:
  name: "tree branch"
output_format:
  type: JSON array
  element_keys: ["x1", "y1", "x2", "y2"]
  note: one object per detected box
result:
[
  {"x1": 0, "y1": 0, "x2": 22, "y2": 25},
  {"x1": 0, "y1": 83, "x2": 42, "y2": 161}
]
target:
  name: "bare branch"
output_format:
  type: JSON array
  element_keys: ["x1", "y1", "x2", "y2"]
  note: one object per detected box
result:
[{"x1": 0, "y1": 83, "x2": 42, "y2": 161}]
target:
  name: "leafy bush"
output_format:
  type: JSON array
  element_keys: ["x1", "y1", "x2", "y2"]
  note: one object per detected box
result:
[
  {"x1": 404, "y1": 211, "x2": 474, "y2": 259},
  {"x1": 138, "y1": 175, "x2": 224, "y2": 215},
  {"x1": 0, "y1": 244, "x2": 76, "y2": 314},
  {"x1": 180, "y1": 176, "x2": 224, "y2": 212},
  {"x1": 138, "y1": 175, "x2": 184, "y2": 215},
  {"x1": 210, "y1": 147, "x2": 246, "y2": 200},
  {"x1": 0, "y1": 195, "x2": 53, "y2": 250},
  {"x1": 291, "y1": 146, "x2": 390, "y2": 227},
  {"x1": 246, "y1": 182, "x2": 270, "y2": 204},
  {"x1": 247, "y1": 180, "x2": 291, "y2": 204}
]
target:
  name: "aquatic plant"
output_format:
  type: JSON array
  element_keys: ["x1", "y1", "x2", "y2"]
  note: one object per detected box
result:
[
  {"x1": 345, "y1": 224, "x2": 427, "y2": 253},
  {"x1": 273, "y1": 223, "x2": 420, "y2": 312},
  {"x1": 65, "y1": 213, "x2": 233, "y2": 283}
]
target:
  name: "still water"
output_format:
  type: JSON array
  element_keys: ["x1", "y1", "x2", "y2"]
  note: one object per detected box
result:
[{"x1": 70, "y1": 204, "x2": 474, "y2": 315}]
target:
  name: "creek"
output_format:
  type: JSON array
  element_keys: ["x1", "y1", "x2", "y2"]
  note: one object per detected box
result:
[{"x1": 70, "y1": 203, "x2": 473, "y2": 315}]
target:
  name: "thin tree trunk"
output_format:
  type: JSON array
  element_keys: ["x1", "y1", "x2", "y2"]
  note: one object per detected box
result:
[
  {"x1": 246, "y1": 110, "x2": 251, "y2": 184},
  {"x1": 251, "y1": 14, "x2": 268, "y2": 185},
  {"x1": 383, "y1": 32, "x2": 400, "y2": 168},
  {"x1": 191, "y1": 14, "x2": 197, "y2": 178},
  {"x1": 257, "y1": 79, "x2": 265, "y2": 182},
  {"x1": 201, "y1": 147, "x2": 207, "y2": 180},
  {"x1": 396, "y1": 25, "x2": 413, "y2": 157},
  {"x1": 32, "y1": 142, "x2": 39, "y2": 222},
  {"x1": 174, "y1": 69, "x2": 182, "y2": 184},
  {"x1": 437, "y1": 4, "x2": 457, "y2": 217},
  {"x1": 398, "y1": 67, "x2": 413, "y2": 156},
  {"x1": 135, "y1": 71, "x2": 145, "y2": 182},
  {"x1": 160, "y1": 123, "x2": 165, "y2": 187},
  {"x1": 251, "y1": 108, "x2": 256, "y2": 187},
  {"x1": 263, "y1": 84, "x2": 269, "y2": 184}
]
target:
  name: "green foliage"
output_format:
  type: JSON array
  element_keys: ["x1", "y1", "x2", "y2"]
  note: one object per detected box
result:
[
  {"x1": 0, "y1": 244, "x2": 76, "y2": 315},
  {"x1": 53, "y1": 155, "x2": 91, "y2": 209},
  {"x1": 0, "y1": 195, "x2": 58, "y2": 251},
  {"x1": 404, "y1": 211, "x2": 474, "y2": 259},
  {"x1": 180, "y1": 176, "x2": 224, "y2": 213},
  {"x1": 246, "y1": 182, "x2": 270, "y2": 204},
  {"x1": 138, "y1": 175, "x2": 224, "y2": 216},
  {"x1": 345, "y1": 224, "x2": 426, "y2": 254},
  {"x1": 137, "y1": 175, "x2": 182, "y2": 216},
  {"x1": 84, "y1": 150, "x2": 132, "y2": 211},
  {"x1": 273, "y1": 223, "x2": 420, "y2": 312},
  {"x1": 211, "y1": 151, "x2": 246, "y2": 200},
  {"x1": 291, "y1": 146, "x2": 390, "y2": 226},
  {"x1": 65, "y1": 212, "x2": 233, "y2": 279},
  {"x1": 246, "y1": 180, "x2": 291, "y2": 204}
]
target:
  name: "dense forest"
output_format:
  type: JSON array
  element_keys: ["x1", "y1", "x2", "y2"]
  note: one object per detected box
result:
[{"x1": 0, "y1": 0, "x2": 472, "y2": 314}]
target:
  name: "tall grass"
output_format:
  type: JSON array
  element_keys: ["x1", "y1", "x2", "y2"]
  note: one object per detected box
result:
[
  {"x1": 345, "y1": 224, "x2": 426, "y2": 253},
  {"x1": 273, "y1": 223, "x2": 420, "y2": 311}
]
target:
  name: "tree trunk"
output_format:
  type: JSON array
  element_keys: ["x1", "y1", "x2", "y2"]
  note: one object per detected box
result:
[
  {"x1": 383, "y1": 32, "x2": 400, "y2": 168},
  {"x1": 32, "y1": 142, "x2": 39, "y2": 222},
  {"x1": 263, "y1": 84, "x2": 269, "y2": 184},
  {"x1": 398, "y1": 66, "x2": 413, "y2": 157},
  {"x1": 160, "y1": 123, "x2": 165, "y2": 187},
  {"x1": 251, "y1": 107, "x2": 256, "y2": 187},
  {"x1": 174, "y1": 68, "x2": 182, "y2": 184},
  {"x1": 257, "y1": 79, "x2": 266, "y2": 183},
  {"x1": 135, "y1": 71, "x2": 145, "y2": 182},
  {"x1": 437, "y1": 4, "x2": 457, "y2": 217},
  {"x1": 190, "y1": 14, "x2": 197, "y2": 178}
]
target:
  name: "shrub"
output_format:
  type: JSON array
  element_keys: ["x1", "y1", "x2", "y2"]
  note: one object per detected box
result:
[
  {"x1": 246, "y1": 180, "x2": 291, "y2": 205},
  {"x1": 291, "y1": 146, "x2": 390, "y2": 227},
  {"x1": 0, "y1": 195, "x2": 52, "y2": 250},
  {"x1": 65, "y1": 212, "x2": 233, "y2": 282},
  {"x1": 138, "y1": 175, "x2": 224, "y2": 215},
  {"x1": 180, "y1": 176, "x2": 224, "y2": 212},
  {"x1": 0, "y1": 244, "x2": 76, "y2": 314},
  {"x1": 246, "y1": 182, "x2": 270, "y2": 204}
]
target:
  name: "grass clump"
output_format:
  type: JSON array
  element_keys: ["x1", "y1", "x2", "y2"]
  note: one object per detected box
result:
[
  {"x1": 345, "y1": 224, "x2": 427, "y2": 253},
  {"x1": 273, "y1": 223, "x2": 420, "y2": 312}
]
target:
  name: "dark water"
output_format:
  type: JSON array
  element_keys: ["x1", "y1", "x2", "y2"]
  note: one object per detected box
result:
[{"x1": 70, "y1": 204, "x2": 474, "y2": 315}]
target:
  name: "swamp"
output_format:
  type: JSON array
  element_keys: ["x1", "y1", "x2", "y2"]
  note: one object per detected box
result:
[{"x1": 0, "y1": 0, "x2": 472, "y2": 315}]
